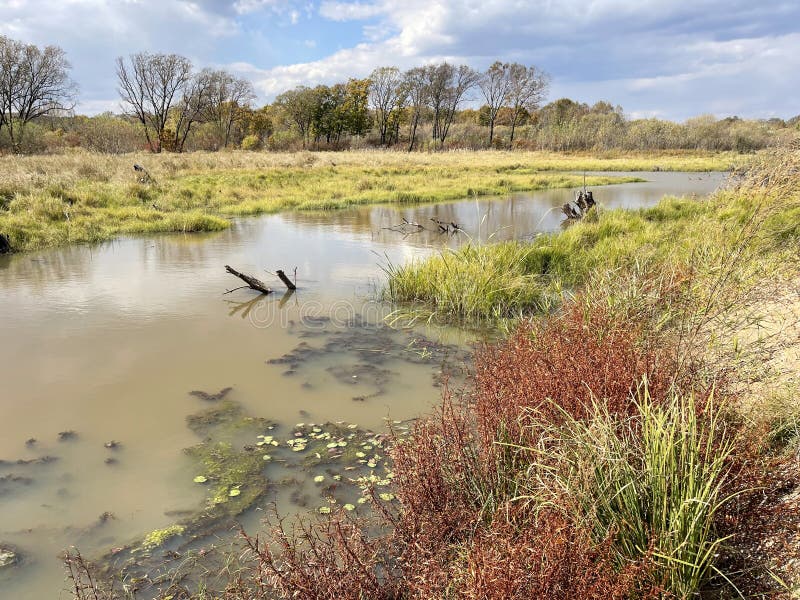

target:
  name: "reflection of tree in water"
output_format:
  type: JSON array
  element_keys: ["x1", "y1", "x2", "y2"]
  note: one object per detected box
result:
[{"x1": 224, "y1": 289, "x2": 296, "y2": 319}]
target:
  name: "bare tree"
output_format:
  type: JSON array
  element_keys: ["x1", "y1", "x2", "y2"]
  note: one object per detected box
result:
[
  {"x1": 424, "y1": 62, "x2": 452, "y2": 145},
  {"x1": 170, "y1": 69, "x2": 215, "y2": 152},
  {"x1": 204, "y1": 69, "x2": 255, "y2": 149},
  {"x1": 0, "y1": 36, "x2": 76, "y2": 152},
  {"x1": 369, "y1": 66, "x2": 403, "y2": 146},
  {"x1": 401, "y1": 67, "x2": 429, "y2": 151},
  {"x1": 507, "y1": 63, "x2": 549, "y2": 146},
  {"x1": 437, "y1": 64, "x2": 479, "y2": 148},
  {"x1": 116, "y1": 52, "x2": 193, "y2": 152},
  {"x1": 0, "y1": 36, "x2": 18, "y2": 139},
  {"x1": 479, "y1": 61, "x2": 513, "y2": 146}
]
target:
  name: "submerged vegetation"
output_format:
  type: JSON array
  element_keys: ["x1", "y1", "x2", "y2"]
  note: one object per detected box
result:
[{"x1": 0, "y1": 149, "x2": 739, "y2": 253}]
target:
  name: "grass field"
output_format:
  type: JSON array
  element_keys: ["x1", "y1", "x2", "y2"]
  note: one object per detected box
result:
[{"x1": 0, "y1": 149, "x2": 744, "y2": 253}]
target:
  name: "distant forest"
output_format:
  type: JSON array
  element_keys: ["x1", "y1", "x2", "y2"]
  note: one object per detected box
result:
[{"x1": 1, "y1": 36, "x2": 798, "y2": 154}]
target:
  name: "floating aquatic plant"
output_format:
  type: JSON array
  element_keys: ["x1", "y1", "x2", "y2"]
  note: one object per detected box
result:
[
  {"x1": 193, "y1": 475, "x2": 208, "y2": 484},
  {"x1": 141, "y1": 525, "x2": 185, "y2": 551}
]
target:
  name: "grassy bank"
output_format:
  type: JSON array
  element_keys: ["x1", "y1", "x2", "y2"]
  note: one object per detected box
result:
[
  {"x1": 0, "y1": 149, "x2": 742, "y2": 253},
  {"x1": 387, "y1": 150, "x2": 798, "y2": 323}
]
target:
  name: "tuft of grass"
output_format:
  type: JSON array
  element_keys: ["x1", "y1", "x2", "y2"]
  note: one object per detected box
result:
[
  {"x1": 521, "y1": 391, "x2": 733, "y2": 597},
  {"x1": 383, "y1": 242, "x2": 558, "y2": 324}
]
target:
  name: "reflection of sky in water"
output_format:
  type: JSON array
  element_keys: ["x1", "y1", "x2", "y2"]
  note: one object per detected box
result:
[
  {"x1": 0, "y1": 172, "x2": 724, "y2": 600},
  {"x1": 0, "y1": 171, "x2": 725, "y2": 323}
]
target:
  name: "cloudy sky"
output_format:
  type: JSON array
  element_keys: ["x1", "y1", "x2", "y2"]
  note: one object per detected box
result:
[{"x1": 1, "y1": 0, "x2": 798, "y2": 121}]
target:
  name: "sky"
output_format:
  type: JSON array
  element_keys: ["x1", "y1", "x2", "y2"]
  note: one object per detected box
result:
[{"x1": 1, "y1": 0, "x2": 798, "y2": 121}]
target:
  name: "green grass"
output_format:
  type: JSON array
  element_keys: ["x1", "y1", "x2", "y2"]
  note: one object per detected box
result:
[
  {"x1": 386, "y1": 169, "x2": 799, "y2": 324},
  {"x1": 520, "y1": 391, "x2": 733, "y2": 597},
  {"x1": 0, "y1": 149, "x2": 742, "y2": 253}
]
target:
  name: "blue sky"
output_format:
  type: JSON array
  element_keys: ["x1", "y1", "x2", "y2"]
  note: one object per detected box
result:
[{"x1": 1, "y1": 0, "x2": 798, "y2": 121}]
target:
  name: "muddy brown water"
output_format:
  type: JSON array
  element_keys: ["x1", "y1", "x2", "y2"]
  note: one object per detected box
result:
[{"x1": 0, "y1": 172, "x2": 725, "y2": 598}]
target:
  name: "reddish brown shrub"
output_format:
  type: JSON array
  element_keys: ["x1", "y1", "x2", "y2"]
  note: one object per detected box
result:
[
  {"x1": 241, "y1": 509, "x2": 403, "y2": 600},
  {"x1": 712, "y1": 425, "x2": 800, "y2": 597},
  {"x1": 468, "y1": 301, "x2": 687, "y2": 494},
  {"x1": 453, "y1": 509, "x2": 663, "y2": 600}
]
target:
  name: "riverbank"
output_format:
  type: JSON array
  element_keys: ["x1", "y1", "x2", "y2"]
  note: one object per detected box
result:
[
  {"x1": 366, "y1": 146, "x2": 798, "y2": 598},
  {"x1": 226, "y1": 148, "x2": 798, "y2": 598},
  {"x1": 0, "y1": 149, "x2": 742, "y2": 254},
  {"x1": 386, "y1": 152, "x2": 796, "y2": 324}
]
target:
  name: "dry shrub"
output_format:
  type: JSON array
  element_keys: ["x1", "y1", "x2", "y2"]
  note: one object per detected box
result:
[
  {"x1": 712, "y1": 423, "x2": 800, "y2": 597},
  {"x1": 241, "y1": 509, "x2": 403, "y2": 600},
  {"x1": 241, "y1": 302, "x2": 695, "y2": 599},
  {"x1": 473, "y1": 301, "x2": 675, "y2": 457},
  {"x1": 455, "y1": 508, "x2": 661, "y2": 600}
]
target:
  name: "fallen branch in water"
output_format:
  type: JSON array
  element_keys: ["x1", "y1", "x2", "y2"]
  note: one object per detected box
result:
[
  {"x1": 224, "y1": 265, "x2": 273, "y2": 294},
  {"x1": 383, "y1": 218, "x2": 425, "y2": 233},
  {"x1": 430, "y1": 217, "x2": 462, "y2": 233},
  {"x1": 276, "y1": 269, "x2": 297, "y2": 290}
]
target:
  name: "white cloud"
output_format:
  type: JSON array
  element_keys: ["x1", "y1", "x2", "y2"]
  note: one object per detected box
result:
[
  {"x1": 319, "y1": 1, "x2": 385, "y2": 21},
  {"x1": 233, "y1": 0, "x2": 279, "y2": 14},
  {"x1": 246, "y1": 0, "x2": 800, "y2": 119}
]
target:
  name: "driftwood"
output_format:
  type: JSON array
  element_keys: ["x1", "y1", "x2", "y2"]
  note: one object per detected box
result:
[
  {"x1": 276, "y1": 269, "x2": 297, "y2": 290},
  {"x1": 225, "y1": 265, "x2": 273, "y2": 294},
  {"x1": 383, "y1": 216, "x2": 462, "y2": 235}
]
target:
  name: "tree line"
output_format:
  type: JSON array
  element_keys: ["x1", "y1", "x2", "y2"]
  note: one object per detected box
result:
[{"x1": 1, "y1": 35, "x2": 797, "y2": 155}]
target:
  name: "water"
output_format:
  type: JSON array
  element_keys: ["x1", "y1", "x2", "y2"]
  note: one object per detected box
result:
[{"x1": 0, "y1": 171, "x2": 724, "y2": 598}]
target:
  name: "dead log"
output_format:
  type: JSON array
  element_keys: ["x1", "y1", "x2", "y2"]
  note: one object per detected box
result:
[
  {"x1": 276, "y1": 269, "x2": 297, "y2": 290},
  {"x1": 561, "y1": 203, "x2": 581, "y2": 219},
  {"x1": 401, "y1": 218, "x2": 424, "y2": 229},
  {"x1": 225, "y1": 265, "x2": 272, "y2": 294}
]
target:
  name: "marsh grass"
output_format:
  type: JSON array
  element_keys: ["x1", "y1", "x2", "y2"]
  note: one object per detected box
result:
[
  {"x1": 519, "y1": 391, "x2": 734, "y2": 597},
  {"x1": 383, "y1": 242, "x2": 559, "y2": 325},
  {"x1": 0, "y1": 149, "x2": 738, "y2": 253},
  {"x1": 387, "y1": 147, "x2": 799, "y2": 324}
]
